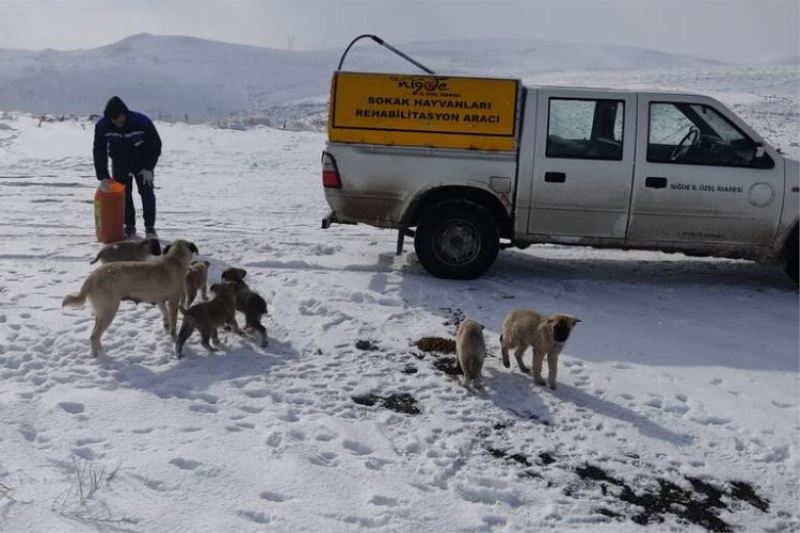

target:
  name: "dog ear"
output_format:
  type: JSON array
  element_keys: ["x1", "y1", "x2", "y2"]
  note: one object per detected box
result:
[
  {"x1": 150, "y1": 239, "x2": 162, "y2": 256},
  {"x1": 187, "y1": 242, "x2": 199, "y2": 254},
  {"x1": 221, "y1": 269, "x2": 231, "y2": 282},
  {"x1": 204, "y1": 260, "x2": 210, "y2": 267},
  {"x1": 237, "y1": 268, "x2": 247, "y2": 279},
  {"x1": 163, "y1": 244, "x2": 172, "y2": 255}
]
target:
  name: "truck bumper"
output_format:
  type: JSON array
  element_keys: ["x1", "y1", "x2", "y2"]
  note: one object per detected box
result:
[{"x1": 321, "y1": 211, "x2": 356, "y2": 229}]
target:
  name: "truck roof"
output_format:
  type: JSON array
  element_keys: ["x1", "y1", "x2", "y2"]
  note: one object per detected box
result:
[{"x1": 524, "y1": 84, "x2": 704, "y2": 98}]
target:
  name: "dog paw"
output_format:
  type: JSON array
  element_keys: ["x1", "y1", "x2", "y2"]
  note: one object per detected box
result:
[
  {"x1": 533, "y1": 376, "x2": 546, "y2": 386},
  {"x1": 548, "y1": 382, "x2": 557, "y2": 391}
]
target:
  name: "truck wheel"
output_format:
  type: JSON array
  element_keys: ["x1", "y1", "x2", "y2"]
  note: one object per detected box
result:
[
  {"x1": 785, "y1": 229, "x2": 798, "y2": 284},
  {"x1": 414, "y1": 200, "x2": 499, "y2": 279}
]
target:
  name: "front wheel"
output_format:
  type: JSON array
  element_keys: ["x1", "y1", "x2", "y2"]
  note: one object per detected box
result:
[{"x1": 414, "y1": 200, "x2": 499, "y2": 279}]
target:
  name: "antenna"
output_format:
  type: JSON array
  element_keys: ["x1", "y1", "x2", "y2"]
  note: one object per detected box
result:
[{"x1": 336, "y1": 34, "x2": 435, "y2": 74}]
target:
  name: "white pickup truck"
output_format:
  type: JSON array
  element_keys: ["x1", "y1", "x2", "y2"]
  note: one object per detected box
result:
[{"x1": 321, "y1": 68, "x2": 799, "y2": 282}]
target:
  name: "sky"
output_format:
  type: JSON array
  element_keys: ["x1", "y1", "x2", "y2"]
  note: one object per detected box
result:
[{"x1": 0, "y1": 0, "x2": 797, "y2": 63}]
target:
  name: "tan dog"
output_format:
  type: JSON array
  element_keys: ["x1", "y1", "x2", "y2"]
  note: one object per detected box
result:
[
  {"x1": 89, "y1": 238, "x2": 162, "y2": 264},
  {"x1": 500, "y1": 309, "x2": 580, "y2": 390},
  {"x1": 182, "y1": 260, "x2": 210, "y2": 307},
  {"x1": 455, "y1": 319, "x2": 486, "y2": 389},
  {"x1": 62, "y1": 239, "x2": 198, "y2": 356}
]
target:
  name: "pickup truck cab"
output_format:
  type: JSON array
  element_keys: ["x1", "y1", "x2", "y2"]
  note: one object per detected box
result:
[{"x1": 322, "y1": 71, "x2": 799, "y2": 282}]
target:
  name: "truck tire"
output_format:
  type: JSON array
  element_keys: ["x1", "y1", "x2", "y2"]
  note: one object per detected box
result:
[
  {"x1": 414, "y1": 200, "x2": 499, "y2": 279},
  {"x1": 785, "y1": 229, "x2": 798, "y2": 284}
]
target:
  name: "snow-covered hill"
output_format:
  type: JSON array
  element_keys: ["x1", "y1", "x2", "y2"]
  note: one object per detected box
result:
[{"x1": 0, "y1": 33, "x2": 723, "y2": 122}]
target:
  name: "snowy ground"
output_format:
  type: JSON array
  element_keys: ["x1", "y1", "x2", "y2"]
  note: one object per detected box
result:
[{"x1": 0, "y1": 75, "x2": 798, "y2": 532}]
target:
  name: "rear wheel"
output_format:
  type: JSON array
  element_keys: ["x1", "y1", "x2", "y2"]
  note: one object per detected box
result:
[
  {"x1": 414, "y1": 200, "x2": 499, "y2": 279},
  {"x1": 784, "y1": 229, "x2": 798, "y2": 284}
]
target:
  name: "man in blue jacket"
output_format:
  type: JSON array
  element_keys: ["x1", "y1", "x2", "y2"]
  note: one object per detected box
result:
[{"x1": 93, "y1": 96, "x2": 162, "y2": 239}]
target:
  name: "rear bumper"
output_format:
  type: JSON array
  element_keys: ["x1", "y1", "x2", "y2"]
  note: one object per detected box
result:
[
  {"x1": 322, "y1": 190, "x2": 406, "y2": 229},
  {"x1": 321, "y1": 211, "x2": 346, "y2": 229}
]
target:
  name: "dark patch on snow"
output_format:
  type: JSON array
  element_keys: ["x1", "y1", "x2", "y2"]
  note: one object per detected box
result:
[
  {"x1": 486, "y1": 447, "x2": 506, "y2": 459},
  {"x1": 538, "y1": 452, "x2": 556, "y2": 466},
  {"x1": 730, "y1": 480, "x2": 770, "y2": 512},
  {"x1": 485, "y1": 446, "x2": 534, "y2": 469},
  {"x1": 355, "y1": 340, "x2": 379, "y2": 351},
  {"x1": 351, "y1": 393, "x2": 421, "y2": 415},
  {"x1": 432, "y1": 356, "x2": 462, "y2": 376},
  {"x1": 401, "y1": 364, "x2": 418, "y2": 375},
  {"x1": 574, "y1": 463, "x2": 770, "y2": 532},
  {"x1": 440, "y1": 307, "x2": 465, "y2": 335},
  {"x1": 351, "y1": 394, "x2": 379, "y2": 407},
  {"x1": 595, "y1": 507, "x2": 623, "y2": 520},
  {"x1": 508, "y1": 453, "x2": 531, "y2": 467},
  {"x1": 415, "y1": 336, "x2": 456, "y2": 354}
]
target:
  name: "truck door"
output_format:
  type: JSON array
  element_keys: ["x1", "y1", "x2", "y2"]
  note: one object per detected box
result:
[
  {"x1": 526, "y1": 89, "x2": 636, "y2": 241},
  {"x1": 628, "y1": 95, "x2": 784, "y2": 247}
]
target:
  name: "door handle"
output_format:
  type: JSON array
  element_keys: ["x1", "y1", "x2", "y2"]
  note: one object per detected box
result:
[
  {"x1": 544, "y1": 172, "x2": 566, "y2": 183},
  {"x1": 645, "y1": 177, "x2": 668, "y2": 189}
]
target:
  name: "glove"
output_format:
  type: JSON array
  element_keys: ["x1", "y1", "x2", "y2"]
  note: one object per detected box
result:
[
  {"x1": 137, "y1": 169, "x2": 154, "y2": 186},
  {"x1": 98, "y1": 178, "x2": 112, "y2": 192}
]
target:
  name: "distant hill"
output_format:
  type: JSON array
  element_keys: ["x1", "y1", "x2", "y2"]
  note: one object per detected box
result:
[{"x1": 0, "y1": 33, "x2": 723, "y2": 122}]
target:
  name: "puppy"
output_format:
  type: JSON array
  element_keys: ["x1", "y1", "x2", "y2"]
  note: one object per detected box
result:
[
  {"x1": 63, "y1": 239, "x2": 198, "y2": 356},
  {"x1": 455, "y1": 319, "x2": 486, "y2": 389},
  {"x1": 89, "y1": 238, "x2": 161, "y2": 264},
  {"x1": 221, "y1": 267, "x2": 268, "y2": 347},
  {"x1": 500, "y1": 309, "x2": 580, "y2": 390},
  {"x1": 175, "y1": 282, "x2": 239, "y2": 358},
  {"x1": 182, "y1": 260, "x2": 211, "y2": 307}
]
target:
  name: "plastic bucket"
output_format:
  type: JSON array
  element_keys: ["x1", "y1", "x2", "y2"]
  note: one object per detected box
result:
[{"x1": 94, "y1": 180, "x2": 126, "y2": 243}]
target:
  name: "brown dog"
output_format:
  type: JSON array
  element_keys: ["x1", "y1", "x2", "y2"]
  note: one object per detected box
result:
[
  {"x1": 175, "y1": 282, "x2": 239, "y2": 358},
  {"x1": 182, "y1": 260, "x2": 210, "y2": 307},
  {"x1": 62, "y1": 239, "x2": 198, "y2": 356},
  {"x1": 89, "y1": 238, "x2": 162, "y2": 265},
  {"x1": 221, "y1": 267, "x2": 268, "y2": 347},
  {"x1": 500, "y1": 309, "x2": 580, "y2": 390}
]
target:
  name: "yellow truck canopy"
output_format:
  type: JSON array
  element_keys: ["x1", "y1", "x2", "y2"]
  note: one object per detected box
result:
[{"x1": 328, "y1": 71, "x2": 520, "y2": 151}]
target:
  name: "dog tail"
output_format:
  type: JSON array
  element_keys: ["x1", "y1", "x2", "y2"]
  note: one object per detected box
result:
[
  {"x1": 89, "y1": 252, "x2": 101, "y2": 265},
  {"x1": 62, "y1": 281, "x2": 90, "y2": 308}
]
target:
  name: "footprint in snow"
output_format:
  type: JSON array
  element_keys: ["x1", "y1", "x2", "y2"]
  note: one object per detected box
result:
[
  {"x1": 169, "y1": 458, "x2": 201, "y2": 470},
  {"x1": 343, "y1": 440, "x2": 373, "y2": 456},
  {"x1": 259, "y1": 491, "x2": 290, "y2": 503},
  {"x1": 58, "y1": 401, "x2": 85, "y2": 414}
]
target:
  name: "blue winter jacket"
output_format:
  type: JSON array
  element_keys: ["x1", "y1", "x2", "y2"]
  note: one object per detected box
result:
[{"x1": 93, "y1": 111, "x2": 162, "y2": 181}]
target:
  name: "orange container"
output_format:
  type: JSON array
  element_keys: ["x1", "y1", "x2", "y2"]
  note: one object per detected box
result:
[{"x1": 94, "y1": 180, "x2": 126, "y2": 243}]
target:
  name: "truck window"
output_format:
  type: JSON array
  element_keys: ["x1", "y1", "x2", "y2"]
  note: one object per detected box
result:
[
  {"x1": 647, "y1": 102, "x2": 760, "y2": 167},
  {"x1": 546, "y1": 98, "x2": 624, "y2": 161}
]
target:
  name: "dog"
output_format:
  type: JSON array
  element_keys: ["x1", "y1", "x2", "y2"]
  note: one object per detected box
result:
[
  {"x1": 500, "y1": 309, "x2": 580, "y2": 390},
  {"x1": 62, "y1": 239, "x2": 198, "y2": 356},
  {"x1": 182, "y1": 260, "x2": 211, "y2": 307},
  {"x1": 175, "y1": 282, "x2": 239, "y2": 358},
  {"x1": 455, "y1": 319, "x2": 486, "y2": 389},
  {"x1": 220, "y1": 267, "x2": 268, "y2": 347},
  {"x1": 89, "y1": 238, "x2": 161, "y2": 265}
]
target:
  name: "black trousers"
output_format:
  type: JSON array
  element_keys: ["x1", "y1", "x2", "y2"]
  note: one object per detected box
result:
[{"x1": 117, "y1": 170, "x2": 156, "y2": 229}]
